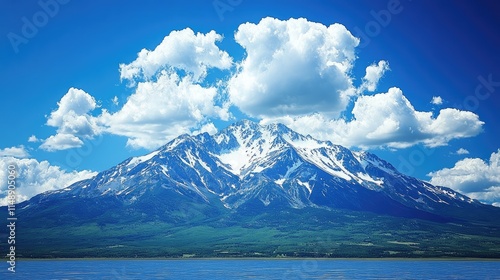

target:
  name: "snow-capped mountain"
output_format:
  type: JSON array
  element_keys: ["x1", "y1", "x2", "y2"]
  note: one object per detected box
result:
[
  {"x1": 7, "y1": 120, "x2": 500, "y2": 259},
  {"x1": 19, "y1": 120, "x2": 494, "y2": 223}
]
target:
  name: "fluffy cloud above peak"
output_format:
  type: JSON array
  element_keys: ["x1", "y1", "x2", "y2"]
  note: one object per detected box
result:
[
  {"x1": 428, "y1": 149, "x2": 500, "y2": 205},
  {"x1": 40, "y1": 29, "x2": 234, "y2": 151},
  {"x1": 119, "y1": 28, "x2": 233, "y2": 84},
  {"x1": 40, "y1": 88, "x2": 102, "y2": 151},
  {"x1": 46, "y1": 87, "x2": 97, "y2": 123},
  {"x1": 102, "y1": 71, "x2": 229, "y2": 149},
  {"x1": 104, "y1": 29, "x2": 236, "y2": 149},
  {"x1": 229, "y1": 17, "x2": 359, "y2": 119},
  {"x1": 264, "y1": 87, "x2": 484, "y2": 149},
  {"x1": 37, "y1": 18, "x2": 485, "y2": 152}
]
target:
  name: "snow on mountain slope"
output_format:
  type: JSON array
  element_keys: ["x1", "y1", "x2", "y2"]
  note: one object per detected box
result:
[
  {"x1": 215, "y1": 120, "x2": 286, "y2": 176},
  {"x1": 210, "y1": 120, "x2": 388, "y2": 196},
  {"x1": 126, "y1": 150, "x2": 160, "y2": 169},
  {"x1": 18, "y1": 120, "x2": 484, "y2": 221}
]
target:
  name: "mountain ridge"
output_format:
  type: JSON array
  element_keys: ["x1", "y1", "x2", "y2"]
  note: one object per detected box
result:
[
  {"x1": 2, "y1": 120, "x2": 500, "y2": 258},
  {"x1": 17, "y1": 119, "x2": 493, "y2": 218}
]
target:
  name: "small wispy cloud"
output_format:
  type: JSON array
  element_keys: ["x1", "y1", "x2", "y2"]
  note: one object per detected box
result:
[
  {"x1": 455, "y1": 148, "x2": 470, "y2": 155},
  {"x1": 431, "y1": 96, "x2": 443, "y2": 105},
  {"x1": 28, "y1": 135, "x2": 39, "y2": 143},
  {"x1": 359, "y1": 60, "x2": 390, "y2": 92},
  {"x1": 0, "y1": 146, "x2": 30, "y2": 158}
]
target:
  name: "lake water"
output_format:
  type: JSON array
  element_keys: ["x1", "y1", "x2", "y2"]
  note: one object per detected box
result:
[{"x1": 1, "y1": 259, "x2": 499, "y2": 279}]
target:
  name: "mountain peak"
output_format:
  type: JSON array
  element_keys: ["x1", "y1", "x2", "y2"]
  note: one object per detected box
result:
[
  {"x1": 221, "y1": 119, "x2": 317, "y2": 147},
  {"x1": 226, "y1": 119, "x2": 260, "y2": 131},
  {"x1": 10, "y1": 119, "x2": 500, "y2": 259},
  {"x1": 19, "y1": 120, "x2": 485, "y2": 223}
]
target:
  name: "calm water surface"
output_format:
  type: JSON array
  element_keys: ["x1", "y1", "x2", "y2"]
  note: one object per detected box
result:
[{"x1": 1, "y1": 259, "x2": 499, "y2": 279}]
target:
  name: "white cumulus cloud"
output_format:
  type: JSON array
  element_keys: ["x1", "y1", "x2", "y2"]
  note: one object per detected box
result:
[
  {"x1": 455, "y1": 148, "x2": 470, "y2": 155},
  {"x1": 0, "y1": 157, "x2": 97, "y2": 206},
  {"x1": 40, "y1": 88, "x2": 102, "y2": 151},
  {"x1": 193, "y1": 122, "x2": 218, "y2": 136},
  {"x1": 41, "y1": 30, "x2": 233, "y2": 151},
  {"x1": 38, "y1": 18, "x2": 485, "y2": 153},
  {"x1": 229, "y1": 17, "x2": 359, "y2": 119},
  {"x1": 264, "y1": 87, "x2": 484, "y2": 149},
  {"x1": 431, "y1": 96, "x2": 443, "y2": 105},
  {"x1": 28, "y1": 135, "x2": 39, "y2": 143},
  {"x1": 0, "y1": 146, "x2": 30, "y2": 158},
  {"x1": 119, "y1": 28, "x2": 233, "y2": 84},
  {"x1": 102, "y1": 71, "x2": 229, "y2": 149},
  {"x1": 102, "y1": 29, "x2": 234, "y2": 150},
  {"x1": 428, "y1": 149, "x2": 500, "y2": 205},
  {"x1": 359, "y1": 60, "x2": 390, "y2": 92},
  {"x1": 40, "y1": 134, "x2": 84, "y2": 151}
]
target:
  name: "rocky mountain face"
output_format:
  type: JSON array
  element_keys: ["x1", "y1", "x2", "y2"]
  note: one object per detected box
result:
[
  {"x1": 5, "y1": 120, "x2": 500, "y2": 258},
  {"x1": 17, "y1": 120, "x2": 496, "y2": 223}
]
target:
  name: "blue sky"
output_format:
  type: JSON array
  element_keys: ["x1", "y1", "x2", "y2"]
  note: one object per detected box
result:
[{"x1": 1, "y1": 0, "x2": 499, "y2": 205}]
